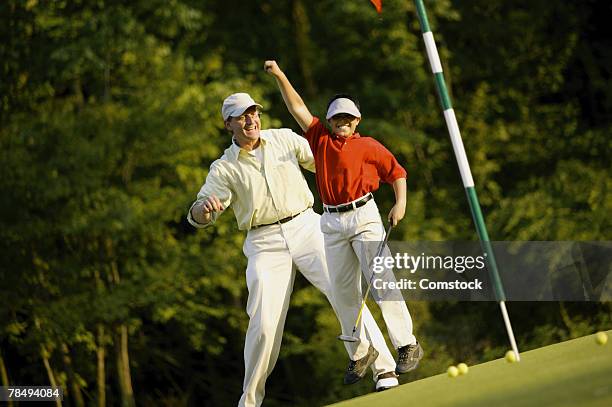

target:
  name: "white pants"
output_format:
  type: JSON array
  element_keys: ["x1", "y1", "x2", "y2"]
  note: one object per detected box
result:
[
  {"x1": 238, "y1": 208, "x2": 396, "y2": 407},
  {"x1": 321, "y1": 199, "x2": 416, "y2": 360}
]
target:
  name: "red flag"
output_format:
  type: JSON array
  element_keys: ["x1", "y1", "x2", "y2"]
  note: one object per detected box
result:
[{"x1": 370, "y1": 0, "x2": 382, "y2": 14}]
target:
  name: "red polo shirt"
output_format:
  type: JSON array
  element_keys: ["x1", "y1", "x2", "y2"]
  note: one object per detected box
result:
[{"x1": 304, "y1": 117, "x2": 407, "y2": 206}]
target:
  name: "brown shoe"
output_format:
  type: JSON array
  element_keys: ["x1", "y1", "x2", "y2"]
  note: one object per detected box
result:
[
  {"x1": 343, "y1": 345, "x2": 379, "y2": 385},
  {"x1": 395, "y1": 341, "x2": 424, "y2": 374}
]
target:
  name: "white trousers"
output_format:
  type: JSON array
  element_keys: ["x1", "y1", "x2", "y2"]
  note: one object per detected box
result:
[
  {"x1": 321, "y1": 199, "x2": 416, "y2": 360},
  {"x1": 238, "y1": 208, "x2": 396, "y2": 407}
]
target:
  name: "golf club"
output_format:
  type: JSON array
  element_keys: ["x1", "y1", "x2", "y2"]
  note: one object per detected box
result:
[{"x1": 338, "y1": 223, "x2": 394, "y2": 343}]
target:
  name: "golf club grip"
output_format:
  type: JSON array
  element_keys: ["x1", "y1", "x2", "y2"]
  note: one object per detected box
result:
[{"x1": 383, "y1": 224, "x2": 393, "y2": 247}]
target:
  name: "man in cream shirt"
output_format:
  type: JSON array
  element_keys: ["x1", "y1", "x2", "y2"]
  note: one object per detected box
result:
[{"x1": 188, "y1": 93, "x2": 400, "y2": 407}]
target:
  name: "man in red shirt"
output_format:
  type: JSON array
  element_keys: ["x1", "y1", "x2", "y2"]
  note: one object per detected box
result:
[{"x1": 265, "y1": 60, "x2": 423, "y2": 386}]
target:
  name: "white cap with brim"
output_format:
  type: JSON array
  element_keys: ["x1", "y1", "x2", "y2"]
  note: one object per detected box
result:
[
  {"x1": 326, "y1": 98, "x2": 361, "y2": 120},
  {"x1": 222, "y1": 93, "x2": 263, "y2": 121}
]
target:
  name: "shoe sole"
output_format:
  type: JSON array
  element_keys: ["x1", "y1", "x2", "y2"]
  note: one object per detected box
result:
[{"x1": 395, "y1": 345, "x2": 424, "y2": 375}]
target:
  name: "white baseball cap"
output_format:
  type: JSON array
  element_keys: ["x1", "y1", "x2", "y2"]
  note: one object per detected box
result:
[
  {"x1": 326, "y1": 98, "x2": 361, "y2": 120},
  {"x1": 222, "y1": 93, "x2": 263, "y2": 121}
]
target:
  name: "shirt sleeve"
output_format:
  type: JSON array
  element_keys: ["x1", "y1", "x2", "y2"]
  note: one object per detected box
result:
[
  {"x1": 186, "y1": 162, "x2": 233, "y2": 228},
  {"x1": 285, "y1": 129, "x2": 316, "y2": 173},
  {"x1": 303, "y1": 116, "x2": 325, "y2": 155},
  {"x1": 373, "y1": 140, "x2": 407, "y2": 184}
]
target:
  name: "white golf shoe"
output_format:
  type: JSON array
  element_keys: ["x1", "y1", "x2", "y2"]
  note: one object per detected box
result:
[{"x1": 375, "y1": 371, "x2": 399, "y2": 392}]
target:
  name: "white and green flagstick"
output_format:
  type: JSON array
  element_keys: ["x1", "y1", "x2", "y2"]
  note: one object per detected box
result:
[{"x1": 413, "y1": 0, "x2": 520, "y2": 361}]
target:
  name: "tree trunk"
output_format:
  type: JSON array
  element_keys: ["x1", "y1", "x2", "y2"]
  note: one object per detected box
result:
[
  {"x1": 292, "y1": 0, "x2": 316, "y2": 98},
  {"x1": 0, "y1": 352, "x2": 13, "y2": 407},
  {"x1": 34, "y1": 317, "x2": 62, "y2": 407},
  {"x1": 97, "y1": 324, "x2": 107, "y2": 407},
  {"x1": 41, "y1": 346, "x2": 62, "y2": 407},
  {"x1": 115, "y1": 325, "x2": 135, "y2": 407},
  {"x1": 73, "y1": 77, "x2": 84, "y2": 107},
  {"x1": 104, "y1": 239, "x2": 135, "y2": 407},
  {"x1": 94, "y1": 266, "x2": 108, "y2": 407},
  {"x1": 61, "y1": 343, "x2": 84, "y2": 407}
]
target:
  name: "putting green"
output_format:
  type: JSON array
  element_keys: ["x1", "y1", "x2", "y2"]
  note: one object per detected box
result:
[{"x1": 327, "y1": 330, "x2": 611, "y2": 407}]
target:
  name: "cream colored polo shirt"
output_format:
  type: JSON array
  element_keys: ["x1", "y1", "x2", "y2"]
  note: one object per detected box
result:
[{"x1": 187, "y1": 129, "x2": 315, "y2": 231}]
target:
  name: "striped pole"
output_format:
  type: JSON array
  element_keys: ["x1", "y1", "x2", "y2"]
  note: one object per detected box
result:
[{"x1": 413, "y1": 0, "x2": 520, "y2": 361}]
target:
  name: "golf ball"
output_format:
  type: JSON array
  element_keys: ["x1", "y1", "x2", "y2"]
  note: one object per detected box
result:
[
  {"x1": 505, "y1": 350, "x2": 517, "y2": 363},
  {"x1": 595, "y1": 331, "x2": 608, "y2": 345},
  {"x1": 447, "y1": 366, "x2": 459, "y2": 377},
  {"x1": 457, "y1": 362, "x2": 469, "y2": 375}
]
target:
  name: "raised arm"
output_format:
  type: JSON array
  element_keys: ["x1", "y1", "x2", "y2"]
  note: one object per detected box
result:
[{"x1": 264, "y1": 60, "x2": 313, "y2": 132}]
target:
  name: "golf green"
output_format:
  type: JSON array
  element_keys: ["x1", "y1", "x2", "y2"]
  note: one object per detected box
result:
[{"x1": 327, "y1": 330, "x2": 611, "y2": 407}]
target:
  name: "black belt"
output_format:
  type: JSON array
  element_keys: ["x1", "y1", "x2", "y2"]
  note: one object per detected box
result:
[
  {"x1": 323, "y1": 193, "x2": 373, "y2": 213},
  {"x1": 251, "y1": 208, "x2": 309, "y2": 229}
]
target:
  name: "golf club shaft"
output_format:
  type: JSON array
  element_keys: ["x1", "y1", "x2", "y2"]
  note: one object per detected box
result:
[{"x1": 350, "y1": 224, "x2": 394, "y2": 335}]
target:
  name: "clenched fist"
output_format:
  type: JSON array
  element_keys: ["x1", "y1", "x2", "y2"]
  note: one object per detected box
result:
[{"x1": 264, "y1": 60, "x2": 283, "y2": 77}]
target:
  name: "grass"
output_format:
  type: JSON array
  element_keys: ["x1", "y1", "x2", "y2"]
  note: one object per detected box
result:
[{"x1": 326, "y1": 330, "x2": 611, "y2": 407}]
